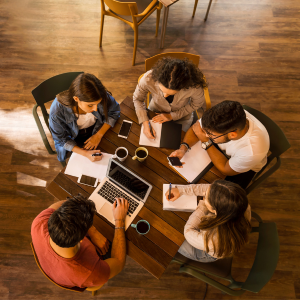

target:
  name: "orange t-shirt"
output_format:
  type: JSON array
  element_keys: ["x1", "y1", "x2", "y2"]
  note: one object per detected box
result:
[{"x1": 31, "y1": 208, "x2": 110, "y2": 288}]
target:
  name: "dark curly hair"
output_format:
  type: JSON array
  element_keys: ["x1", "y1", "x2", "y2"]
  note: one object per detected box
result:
[
  {"x1": 48, "y1": 194, "x2": 96, "y2": 248},
  {"x1": 202, "y1": 100, "x2": 246, "y2": 134},
  {"x1": 151, "y1": 57, "x2": 207, "y2": 91}
]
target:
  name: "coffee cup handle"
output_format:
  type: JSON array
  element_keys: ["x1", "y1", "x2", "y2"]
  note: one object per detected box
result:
[
  {"x1": 112, "y1": 154, "x2": 117, "y2": 159},
  {"x1": 132, "y1": 156, "x2": 138, "y2": 160},
  {"x1": 131, "y1": 224, "x2": 136, "y2": 228}
]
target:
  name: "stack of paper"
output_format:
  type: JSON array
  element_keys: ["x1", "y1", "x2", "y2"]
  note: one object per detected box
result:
[
  {"x1": 65, "y1": 152, "x2": 113, "y2": 182},
  {"x1": 162, "y1": 184, "x2": 197, "y2": 212},
  {"x1": 170, "y1": 141, "x2": 212, "y2": 183}
]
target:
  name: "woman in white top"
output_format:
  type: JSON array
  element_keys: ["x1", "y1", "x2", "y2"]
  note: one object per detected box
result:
[
  {"x1": 166, "y1": 180, "x2": 252, "y2": 262},
  {"x1": 49, "y1": 73, "x2": 120, "y2": 162}
]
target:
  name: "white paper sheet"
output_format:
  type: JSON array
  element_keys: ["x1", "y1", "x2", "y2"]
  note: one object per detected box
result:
[
  {"x1": 64, "y1": 152, "x2": 113, "y2": 181},
  {"x1": 172, "y1": 141, "x2": 212, "y2": 183},
  {"x1": 163, "y1": 184, "x2": 197, "y2": 212},
  {"x1": 139, "y1": 121, "x2": 162, "y2": 147}
]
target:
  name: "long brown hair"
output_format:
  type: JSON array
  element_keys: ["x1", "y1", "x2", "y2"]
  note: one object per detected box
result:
[
  {"x1": 199, "y1": 180, "x2": 251, "y2": 257},
  {"x1": 57, "y1": 73, "x2": 111, "y2": 119}
]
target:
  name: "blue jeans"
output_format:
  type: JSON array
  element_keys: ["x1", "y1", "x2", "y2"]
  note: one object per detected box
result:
[{"x1": 178, "y1": 240, "x2": 218, "y2": 263}]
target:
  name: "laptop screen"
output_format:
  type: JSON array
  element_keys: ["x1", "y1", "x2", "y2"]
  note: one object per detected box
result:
[{"x1": 107, "y1": 160, "x2": 151, "y2": 201}]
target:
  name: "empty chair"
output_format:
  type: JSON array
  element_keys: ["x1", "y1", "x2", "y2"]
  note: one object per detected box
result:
[{"x1": 99, "y1": 0, "x2": 162, "y2": 66}]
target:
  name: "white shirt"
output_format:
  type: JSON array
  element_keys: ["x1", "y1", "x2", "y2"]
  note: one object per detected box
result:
[
  {"x1": 200, "y1": 110, "x2": 270, "y2": 173},
  {"x1": 76, "y1": 113, "x2": 97, "y2": 130}
]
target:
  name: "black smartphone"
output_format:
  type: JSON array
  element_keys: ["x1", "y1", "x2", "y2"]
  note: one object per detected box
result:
[
  {"x1": 118, "y1": 120, "x2": 132, "y2": 139},
  {"x1": 167, "y1": 156, "x2": 183, "y2": 166},
  {"x1": 77, "y1": 174, "x2": 98, "y2": 187}
]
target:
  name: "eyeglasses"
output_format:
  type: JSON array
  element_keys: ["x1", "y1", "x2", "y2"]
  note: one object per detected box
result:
[{"x1": 203, "y1": 129, "x2": 237, "y2": 141}]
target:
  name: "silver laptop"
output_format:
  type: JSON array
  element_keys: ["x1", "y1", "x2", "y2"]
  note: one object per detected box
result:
[{"x1": 89, "y1": 158, "x2": 152, "y2": 230}]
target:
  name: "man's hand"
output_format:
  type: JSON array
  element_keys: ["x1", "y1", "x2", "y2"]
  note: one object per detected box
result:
[
  {"x1": 143, "y1": 121, "x2": 156, "y2": 139},
  {"x1": 152, "y1": 113, "x2": 172, "y2": 124},
  {"x1": 165, "y1": 187, "x2": 180, "y2": 202},
  {"x1": 112, "y1": 198, "x2": 129, "y2": 221},
  {"x1": 169, "y1": 148, "x2": 187, "y2": 168},
  {"x1": 88, "y1": 226, "x2": 110, "y2": 255},
  {"x1": 84, "y1": 133, "x2": 102, "y2": 150},
  {"x1": 84, "y1": 150, "x2": 103, "y2": 162},
  {"x1": 192, "y1": 122, "x2": 209, "y2": 142}
]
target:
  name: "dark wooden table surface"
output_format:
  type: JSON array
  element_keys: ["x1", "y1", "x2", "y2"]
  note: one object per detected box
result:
[{"x1": 46, "y1": 96, "x2": 224, "y2": 279}]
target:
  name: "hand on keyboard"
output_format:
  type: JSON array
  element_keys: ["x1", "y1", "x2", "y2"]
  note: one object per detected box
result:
[{"x1": 112, "y1": 198, "x2": 129, "y2": 221}]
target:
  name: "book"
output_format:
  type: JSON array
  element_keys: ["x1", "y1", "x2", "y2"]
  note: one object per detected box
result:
[
  {"x1": 169, "y1": 141, "x2": 213, "y2": 183},
  {"x1": 163, "y1": 184, "x2": 197, "y2": 212},
  {"x1": 139, "y1": 120, "x2": 182, "y2": 149}
]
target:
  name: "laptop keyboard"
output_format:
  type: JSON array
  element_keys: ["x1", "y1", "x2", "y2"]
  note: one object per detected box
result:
[{"x1": 97, "y1": 181, "x2": 139, "y2": 216}]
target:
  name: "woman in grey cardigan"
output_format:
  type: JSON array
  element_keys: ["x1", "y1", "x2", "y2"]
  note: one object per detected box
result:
[
  {"x1": 166, "y1": 180, "x2": 251, "y2": 262},
  {"x1": 133, "y1": 57, "x2": 207, "y2": 136}
]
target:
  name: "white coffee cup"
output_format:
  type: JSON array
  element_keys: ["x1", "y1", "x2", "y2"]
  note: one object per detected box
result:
[{"x1": 112, "y1": 147, "x2": 128, "y2": 162}]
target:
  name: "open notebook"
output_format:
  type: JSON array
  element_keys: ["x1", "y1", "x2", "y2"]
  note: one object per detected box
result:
[
  {"x1": 139, "y1": 120, "x2": 182, "y2": 149},
  {"x1": 170, "y1": 141, "x2": 213, "y2": 183},
  {"x1": 162, "y1": 184, "x2": 197, "y2": 212}
]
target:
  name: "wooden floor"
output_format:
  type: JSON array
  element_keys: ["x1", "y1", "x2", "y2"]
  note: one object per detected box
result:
[{"x1": 0, "y1": 0, "x2": 299, "y2": 299}]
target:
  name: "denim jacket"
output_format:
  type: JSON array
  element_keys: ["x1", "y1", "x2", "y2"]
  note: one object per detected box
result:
[{"x1": 49, "y1": 93, "x2": 120, "y2": 162}]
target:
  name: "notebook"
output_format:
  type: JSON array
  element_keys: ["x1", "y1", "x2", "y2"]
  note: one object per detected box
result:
[
  {"x1": 163, "y1": 184, "x2": 197, "y2": 212},
  {"x1": 139, "y1": 120, "x2": 182, "y2": 149},
  {"x1": 169, "y1": 141, "x2": 213, "y2": 183}
]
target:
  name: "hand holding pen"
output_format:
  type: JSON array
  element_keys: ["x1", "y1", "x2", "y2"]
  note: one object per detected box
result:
[
  {"x1": 148, "y1": 121, "x2": 156, "y2": 140},
  {"x1": 165, "y1": 185, "x2": 180, "y2": 202}
]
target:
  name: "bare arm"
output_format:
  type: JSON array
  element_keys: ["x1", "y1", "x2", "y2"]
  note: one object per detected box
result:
[{"x1": 104, "y1": 198, "x2": 129, "y2": 279}]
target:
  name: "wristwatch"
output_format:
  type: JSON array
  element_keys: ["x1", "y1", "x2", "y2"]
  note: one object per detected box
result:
[{"x1": 201, "y1": 139, "x2": 213, "y2": 150}]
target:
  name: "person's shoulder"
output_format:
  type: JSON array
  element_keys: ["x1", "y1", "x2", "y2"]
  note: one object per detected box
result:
[
  {"x1": 142, "y1": 70, "x2": 155, "y2": 84},
  {"x1": 50, "y1": 98, "x2": 65, "y2": 116},
  {"x1": 31, "y1": 208, "x2": 55, "y2": 235}
]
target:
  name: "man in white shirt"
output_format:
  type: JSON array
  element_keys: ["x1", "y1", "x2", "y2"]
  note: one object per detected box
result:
[{"x1": 170, "y1": 100, "x2": 270, "y2": 189}]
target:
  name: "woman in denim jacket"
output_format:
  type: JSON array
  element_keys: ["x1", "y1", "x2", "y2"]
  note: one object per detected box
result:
[{"x1": 49, "y1": 73, "x2": 120, "y2": 162}]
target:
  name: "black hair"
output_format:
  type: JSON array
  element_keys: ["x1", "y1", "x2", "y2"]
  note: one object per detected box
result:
[
  {"x1": 202, "y1": 100, "x2": 246, "y2": 134},
  {"x1": 151, "y1": 57, "x2": 207, "y2": 91},
  {"x1": 48, "y1": 194, "x2": 96, "y2": 248}
]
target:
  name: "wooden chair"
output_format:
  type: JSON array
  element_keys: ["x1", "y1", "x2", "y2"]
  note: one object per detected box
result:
[
  {"x1": 172, "y1": 211, "x2": 280, "y2": 296},
  {"x1": 30, "y1": 243, "x2": 101, "y2": 296},
  {"x1": 99, "y1": 0, "x2": 162, "y2": 66},
  {"x1": 193, "y1": 0, "x2": 213, "y2": 21},
  {"x1": 138, "y1": 52, "x2": 211, "y2": 118},
  {"x1": 243, "y1": 105, "x2": 291, "y2": 194},
  {"x1": 32, "y1": 72, "x2": 84, "y2": 167}
]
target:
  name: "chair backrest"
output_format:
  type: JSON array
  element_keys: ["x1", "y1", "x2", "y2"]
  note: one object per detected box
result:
[
  {"x1": 102, "y1": 0, "x2": 138, "y2": 16},
  {"x1": 145, "y1": 52, "x2": 200, "y2": 71},
  {"x1": 242, "y1": 222, "x2": 279, "y2": 293},
  {"x1": 32, "y1": 72, "x2": 84, "y2": 107},
  {"x1": 243, "y1": 105, "x2": 290, "y2": 158},
  {"x1": 30, "y1": 242, "x2": 85, "y2": 293}
]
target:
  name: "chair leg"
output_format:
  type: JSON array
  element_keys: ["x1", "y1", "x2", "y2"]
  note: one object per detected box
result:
[
  {"x1": 204, "y1": 0, "x2": 213, "y2": 21},
  {"x1": 192, "y1": 0, "x2": 198, "y2": 17},
  {"x1": 132, "y1": 26, "x2": 138, "y2": 66},
  {"x1": 92, "y1": 290, "x2": 96, "y2": 296},
  {"x1": 99, "y1": 13, "x2": 105, "y2": 47},
  {"x1": 156, "y1": 7, "x2": 161, "y2": 37}
]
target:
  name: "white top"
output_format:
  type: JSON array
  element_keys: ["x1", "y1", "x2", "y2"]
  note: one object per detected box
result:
[
  {"x1": 200, "y1": 110, "x2": 270, "y2": 173},
  {"x1": 76, "y1": 113, "x2": 97, "y2": 130},
  {"x1": 178, "y1": 184, "x2": 251, "y2": 258}
]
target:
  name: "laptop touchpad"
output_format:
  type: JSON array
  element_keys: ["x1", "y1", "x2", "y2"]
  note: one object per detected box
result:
[{"x1": 99, "y1": 203, "x2": 115, "y2": 224}]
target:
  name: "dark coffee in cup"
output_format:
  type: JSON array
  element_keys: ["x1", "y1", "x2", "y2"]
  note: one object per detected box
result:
[
  {"x1": 136, "y1": 221, "x2": 150, "y2": 234},
  {"x1": 136, "y1": 150, "x2": 147, "y2": 158},
  {"x1": 117, "y1": 149, "x2": 127, "y2": 158}
]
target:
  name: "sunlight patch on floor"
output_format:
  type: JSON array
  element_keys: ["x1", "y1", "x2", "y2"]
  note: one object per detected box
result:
[{"x1": 16, "y1": 172, "x2": 47, "y2": 187}]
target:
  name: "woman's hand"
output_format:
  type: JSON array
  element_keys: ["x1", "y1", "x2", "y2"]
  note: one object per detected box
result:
[
  {"x1": 143, "y1": 121, "x2": 156, "y2": 139},
  {"x1": 165, "y1": 187, "x2": 180, "y2": 202},
  {"x1": 84, "y1": 150, "x2": 103, "y2": 162},
  {"x1": 152, "y1": 113, "x2": 172, "y2": 124},
  {"x1": 84, "y1": 133, "x2": 103, "y2": 150}
]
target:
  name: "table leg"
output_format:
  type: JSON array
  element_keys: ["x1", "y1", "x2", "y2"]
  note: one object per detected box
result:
[{"x1": 159, "y1": 5, "x2": 169, "y2": 49}]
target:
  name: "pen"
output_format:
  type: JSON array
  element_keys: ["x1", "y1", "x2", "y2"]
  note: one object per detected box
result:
[
  {"x1": 148, "y1": 121, "x2": 155, "y2": 139},
  {"x1": 169, "y1": 183, "x2": 172, "y2": 201},
  {"x1": 92, "y1": 153, "x2": 102, "y2": 157}
]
